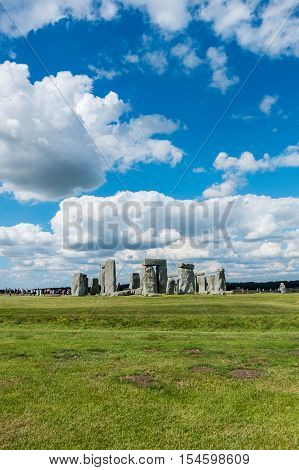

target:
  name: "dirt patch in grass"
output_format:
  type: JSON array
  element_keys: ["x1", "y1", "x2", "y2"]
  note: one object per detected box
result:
[
  {"x1": 51, "y1": 349, "x2": 81, "y2": 360},
  {"x1": 0, "y1": 375, "x2": 25, "y2": 387},
  {"x1": 120, "y1": 374, "x2": 158, "y2": 388},
  {"x1": 0, "y1": 351, "x2": 30, "y2": 359},
  {"x1": 0, "y1": 417, "x2": 28, "y2": 448},
  {"x1": 230, "y1": 369, "x2": 263, "y2": 379},
  {"x1": 292, "y1": 350, "x2": 299, "y2": 355},
  {"x1": 184, "y1": 349, "x2": 204, "y2": 356},
  {"x1": 192, "y1": 365, "x2": 215, "y2": 373}
]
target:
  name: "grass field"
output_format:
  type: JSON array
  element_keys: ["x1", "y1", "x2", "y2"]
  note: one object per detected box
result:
[{"x1": 0, "y1": 294, "x2": 298, "y2": 450}]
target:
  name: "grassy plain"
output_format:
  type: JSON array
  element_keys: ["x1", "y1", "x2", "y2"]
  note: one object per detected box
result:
[{"x1": 0, "y1": 294, "x2": 298, "y2": 449}]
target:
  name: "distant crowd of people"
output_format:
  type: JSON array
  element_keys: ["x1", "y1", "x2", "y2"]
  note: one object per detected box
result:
[{"x1": 1, "y1": 288, "x2": 71, "y2": 296}]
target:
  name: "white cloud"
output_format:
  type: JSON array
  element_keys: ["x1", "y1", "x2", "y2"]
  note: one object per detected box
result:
[
  {"x1": 171, "y1": 41, "x2": 202, "y2": 70},
  {"x1": 123, "y1": 0, "x2": 192, "y2": 32},
  {"x1": 99, "y1": 0, "x2": 119, "y2": 20},
  {"x1": 1, "y1": 191, "x2": 299, "y2": 287},
  {"x1": 1, "y1": 1, "x2": 298, "y2": 58},
  {"x1": 259, "y1": 94, "x2": 278, "y2": 115},
  {"x1": 214, "y1": 146, "x2": 299, "y2": 173},
  {"x1": 198, "y1": 0, "x2": 299, "y2": 57},
  {"x1": 88, "y1": 64, "x2": 120, "y2": 80},
  {"x1": 250, "y1": 241, "x2": 282, "y2": 258},
  {"x1": 206, "y1": 47, "x2": 239, "y2": 93},
  {"x1": 0, "y1": 61, "x2": 183, "y2": 201},
  {"x1": 202, "y1": 173, "x2": 245, "y2": 199},
  {"x1": 144, "y1": 50, "x2": 168, "y2": 74},
  {"x1": 0, "y1": 0, "x2": 96, "y2": 36},
  {"x1": 203, "y1": 144, "x2": 299, "y2": 197},
  {"x1": 193, "y1": 167, "x2": 206, "y2": 174},
  {"x1": 124, "y1": 53, "x2": 139, "y2": 64}
]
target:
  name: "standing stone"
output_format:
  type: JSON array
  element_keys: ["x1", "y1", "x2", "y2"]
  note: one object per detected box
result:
[
  {"x1": 83, "y1": 275, "x2": 89, "y2": 295},
  {"x1": 279, "y1": 282, "x2": 287, "y2": 294},
  {"x1": 142, "y1": 259, "x2": 167, "y2": 295},
  {"x1": 166, "y1": 277, "x2": 176, "y2": 295},
  {"x1": 207, "y1": 274, "x2": 216, "y2": 294},
  {"x1": 91, "y1": 278, "x2": 100, "y2": 296},
  {"x1": 99, "y1": 264, "x2": 105, "y2": 295},
  {"x1": 196, "y1": 273, "x2": 207, "y2": 294},
  {"x1": 142, "y1": 266, "x2": 158, "y2": 295},
  {"x1": 177, "y1": 263, "x2": 195, "y2": 294},
  {"x1": 130, "y1": 273, "x2": 140, "y2": 290},
  {"x1": 71, "y1": 273, "x2": 86, "y2": 296},
  {"x1": 104, "y1": 259, "x2": 116, "y2": 295},
  {"x1": 214, "y1": 268, "x2": 226, "y2": 294},
  {"x1": 157, "y1": 265, "x2": 168, "y2": 294},
  {"x1": 134, "y1": 287, "x2": 143, "y2": 295}
]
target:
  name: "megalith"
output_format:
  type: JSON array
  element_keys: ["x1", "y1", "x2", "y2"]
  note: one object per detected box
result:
[
  {"x1": 142, "y1": 259, "x2": 167, "y2": 295},
  {"x1": 91, "y1": 278, "x2": 100, "y2": 296},
  {"x1": 71, "y1": 273, "x2": 86, "y2": 296},
  {"x1": 207, "y1": 274, "x2": 216, "y2": 294},
  {"x1": 214, "y1": 268, "x2": 226, "y2": 294},
  {"x1": 130, "y1": 273, "x2": 140, "y2": 290},
  {"x1": 196, "y1": 273, "x2": 207, "y2": 294},
  {"x1": 142, "y1": 266, "x2": 158, "y2": 295},
  {"x1": 166, "y1": 276, "x2": 177, "y2": 295},
  {"x1": 83, "y1": 274, "x2": 89, "y2": 295},
  {"x1": 177, "y1": 263, "x2": 195, "y2": 294},
  {"x1": 99, "y1": 264, "x2": 105, "y2": 294},
  {"x1": 99, "y1": 260, "x2": 116, "y2": 295}
]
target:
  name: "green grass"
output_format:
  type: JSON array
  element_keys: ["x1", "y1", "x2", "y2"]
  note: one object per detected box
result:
[{"x1": 0, "y1": 294, "x2": 298, "y2": 449}]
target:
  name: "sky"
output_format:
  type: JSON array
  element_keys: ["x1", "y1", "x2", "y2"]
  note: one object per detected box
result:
[{"x1": 0, "y1": 0, "x2": 298, "y2": 287}]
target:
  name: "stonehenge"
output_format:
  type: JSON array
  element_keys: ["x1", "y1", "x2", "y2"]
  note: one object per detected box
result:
[
  {"x1": 72, "y1": 259, "x2": 226, "y2": 297},
  {"x1": 100, "y1": 260, "x2": 116, "y2": 295},
  {"x1": 178, "y1": 263, "x2": 195, "y2": 294},
  {"x1": 207, "y1": 274, "x2": 215, "y2": 294},
  {"x1": 142, "y1": 259, "x2": 168, "y2": 295},
  {"x1": 166, "y1": 276, "x2": 177, "y2": 295},
  {"x1": 196, "y1": 273, "x2": 207, "y2": 294},
  {"x1": 142, "y1": 266, "x2": 158, "y2": 295},
  {"x1": 71, "y1": 273, "x2": 88, "y2": 297},
  {"x1": 130, "y1": 273, "x2": 140, "y2": 290},
  {"x1": 91, "y1": 278, "x2": 100, "y2": 296},
  {"x1": 214, "y1": 268, "x2": 226, "y2": 294}
]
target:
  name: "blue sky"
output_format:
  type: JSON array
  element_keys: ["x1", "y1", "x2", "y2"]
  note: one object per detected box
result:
[{"x1": 0, "y1": 1, "x2": 298, "y2": 287}]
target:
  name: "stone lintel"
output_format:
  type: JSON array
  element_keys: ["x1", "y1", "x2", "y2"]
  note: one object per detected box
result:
[
  {"x1": 143, "y1": 258, "x2": 167, "y2": 266},
  {"x1": 177, "y1": 263, "x2": 194, "y2": 269}
]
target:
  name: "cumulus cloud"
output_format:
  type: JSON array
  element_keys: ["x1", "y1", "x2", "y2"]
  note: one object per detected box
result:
[
  {"x1": 0, "y1": 61, "x2": 183, "y2": 201},
  {"x1": 1, "y1": 191, "x2": 299, "y2": 287},
  {"x1": 99, "y1": 0, "x2": 119, "y2": 20},
  {"x1": 198, "y1": 0, "x2": 299, "y2": 57},
  {"x1": 123, "y1": 0, "x2": 192, "y2": 32},
  {"x1": 259, "y1": 94, "x2": 278, "y2": 115},
  {"x1": 1, "y1": 1, "x2": 297, "y2": 57},
  {"x1": 203, "y1": 144, "x2": 299, "y2": 197},
  {"x1": 171, "y1": 41, "x2": 202, "y2": 70},
  {"x1": 206, "y1": 47, "x2": 239, "y2": 93},
  {"x1": 0, "y1": 0, "x2": 97, "y2": 36}
]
